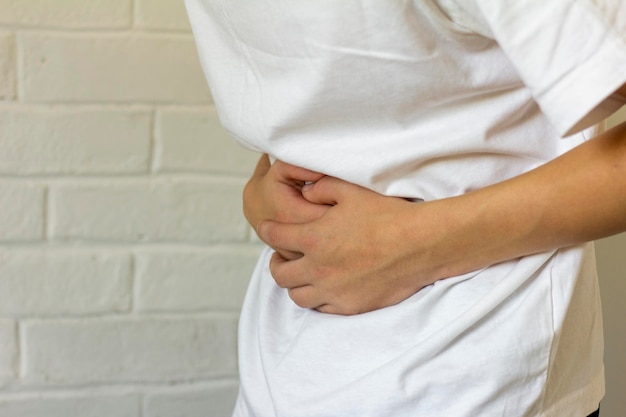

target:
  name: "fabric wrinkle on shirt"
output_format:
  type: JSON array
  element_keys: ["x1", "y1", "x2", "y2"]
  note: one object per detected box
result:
[{"x1": 185, "y1": 0, "x2": 626, "y2": 416}]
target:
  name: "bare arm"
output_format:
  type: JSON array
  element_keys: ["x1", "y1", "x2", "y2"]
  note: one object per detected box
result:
[{"x1": 256, "y1": 86, "x2": 626, "y2": 315}]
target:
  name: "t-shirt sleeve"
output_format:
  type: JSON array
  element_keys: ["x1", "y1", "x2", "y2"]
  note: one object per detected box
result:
[{"x1": 439, "y1": 0, "x2": 626, "y2": 136}]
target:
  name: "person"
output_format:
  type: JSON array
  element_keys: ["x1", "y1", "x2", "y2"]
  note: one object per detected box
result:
[{"x1": 185, "y1": 0, "x2": 626, "y2": 415}]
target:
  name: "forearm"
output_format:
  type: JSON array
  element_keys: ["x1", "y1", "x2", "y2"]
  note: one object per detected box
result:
[
  {"x1": 422, "y1": 120, "x2": 626, "y2": 280},
  {"x1": 254, "y1": 118, "x2": 626, "y2": 315}
]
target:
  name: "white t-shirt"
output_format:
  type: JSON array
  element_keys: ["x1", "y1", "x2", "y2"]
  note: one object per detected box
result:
[{"x1": 185, "y1": 1, "x2": 626, "y2": 416}]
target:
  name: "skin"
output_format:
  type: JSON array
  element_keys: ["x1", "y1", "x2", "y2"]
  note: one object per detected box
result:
[{"x1": 245, "y1": 84, "x2": 626, "y2": 316}]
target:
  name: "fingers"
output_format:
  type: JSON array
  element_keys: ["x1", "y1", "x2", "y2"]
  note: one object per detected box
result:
[
  {"x1": 269, "y1": 252, "x2": 347, "y2": 315},
  {"x1": 273, "y1": 160, "x2": 325, "y2": 185},
  {"x1": 269, "y1": 252, "x2": 308, "y2": 287},
  {"x1": 251, "y1": 154, "x2": 271, "y2": 177},
  {"x1": 269, "y1": 252, "x2": 323, "y2": 308},
  {"x1": 252, "y1": 155, "x2": 323, "y2": 185},
  {"x1": 288, "y1": 197, "x2": 329, "y2": 223},
  {"x1": 315, "y1": 304, "x2": 339, "y2": 315},
  {"x1": 301, "y1": 175, "x2": 360, "y2": 205},
  {"x1": 274, "y1": 248, "x2": 302, "y2": 261},
  {"x1": 257, "y1": 220, "x2": 308, "y2": 254},
  {"x1": 288, "y1": 286, "x2": 323, "y2": 309}
]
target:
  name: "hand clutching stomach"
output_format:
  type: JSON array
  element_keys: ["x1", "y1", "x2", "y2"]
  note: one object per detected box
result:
[{"x1": 245, "y1": 154, "x2": 460, "y2": 316}]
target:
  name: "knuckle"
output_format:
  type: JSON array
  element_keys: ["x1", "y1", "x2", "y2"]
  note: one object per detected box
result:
[
  {"x1": 315, "y1": 304, "x2": 334, "y2": 314},
  {"x1": 288, "y1": 288, "x2": 312, "y2": 309},
  {"x1": 274, "y1": 209, "x2": 292, "y2": 223},
  {"x1": 272, "y1": 160, "x2": 287, "y2": 174},
  {"x1": 257, "y1": 221, "x2": 277, "y2": 244},
  {"x1": 268, "y1": 253, "x2": 282, "y2": 276},
  {"x1": 272, "y1": 272, "x2": 288, "y2": 288},
  {"x1": 313, "y1": 176, "x2": 329, "y2": 193},
  {"x1": 343, "y1": 305, "x2": 362, "y2": 316}
]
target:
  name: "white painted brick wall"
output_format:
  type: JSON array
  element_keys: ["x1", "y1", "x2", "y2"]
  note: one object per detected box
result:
[
  {"x1": 49, "y1": 179, "x2": 248, "y2": 243},
  {"x1": 144, "y1": 382, "x2": 239, "y2": 417},
  {"x1": 0, "y1": 1, "x2": 261, "y2": 415},
  {"x1": 0, "y1": 0, "x2": 132, "y2": 29},
  {"x1": 0, "y1": 393, "x2": 140, "y2": 417},
  {"x1": 0, "y1": 249, "x2": 132, "y2": 316},
  {"x1": 135, "y1": 247, "x2": 258, "y2": 312},
  {"x1": 0, "y1": 320, "x2": 16, "y2": 388},
  {"x1": 0, "y1": 32, "x2": 15, "y2": 100},
  {"x1": 0, "y1": 106, "x2": 152, "y2": 174},
  {"x1": 0, "y1": 183, "x2": 44, "y2": 241},
  {"x1": 22, "y1": 317, "x2": 238, "y2": 385},
  {"x1": 19, "y1": 33, "x2": 211, "y2": 103},
  {"x1": 155, "y1": 109, "x2": 259, "y2": 175},
  {"x1": 135, "y1": 0, "x2": 191, "y2": 31}
]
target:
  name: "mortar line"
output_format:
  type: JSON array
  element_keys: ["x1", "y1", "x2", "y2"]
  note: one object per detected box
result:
[
  {"x1": 14, "y1": 30, "x2": 23, "y2": 103},
  {"x1": 130, "y1": 252, "x2": 139, "y2": 315},
  {"x1": 148, "y1": 108, "x2": 158, "y2": 174},
  {"x1": 42, "y1": 186, "x2": 49, "y2": 241},
  {"x1": 15, "y1": 321, "x2": 23, "y2": 381},
  {"x1": 130, "y1": 0, "x2": 136, "y2": 29}
]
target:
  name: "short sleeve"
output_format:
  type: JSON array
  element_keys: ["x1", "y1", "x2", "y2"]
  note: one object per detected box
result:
[{"x1": 438, "y1": 0, "x2": 626, "y2": 136}]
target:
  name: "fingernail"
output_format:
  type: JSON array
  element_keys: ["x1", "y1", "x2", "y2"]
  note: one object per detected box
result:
[{"x1": 302, "y1": 181, "x2": 314, "y2": 192}]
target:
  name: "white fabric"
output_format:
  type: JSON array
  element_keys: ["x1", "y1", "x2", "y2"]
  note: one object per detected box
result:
[{"x1": 185, "y1": 1, "x2": 626, "y2": 416}]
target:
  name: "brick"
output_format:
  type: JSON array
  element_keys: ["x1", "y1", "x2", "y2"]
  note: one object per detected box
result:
[
  {"x1": 0, "y1": 107, "x2": 151, "y2": 174},
  {"x1": 135, "y1": 0, "x2": 191, "y2": 31},
  {"x1": 145, "y1": 382, "x2": 239, "y2": 417},
  {"x1": 0, "y1": 183, "x2": 44, "y2": 241},
  {"x1": 155, "y1": 109, "x2": 259, "y2": 175},
  {"x1": 0, "y1": 320, "x2": 17, "y2": 387},
  {"x1": 22, "y1": 317, "x2": 238, "y2": 384},
  {"x1": 0, "y1": 393, "x2": 139, "y2": 417},
  {"x1": 0, "y1": 249, "x2": 132, "y2": 316},
  {"x1": 0, "y1": 0, "x2": 131, "y2": 29},
  {"x1": 135, "y1": 246, "x2": 262, "y2": 312},
  {"x1": 49, "y1": 179, "x2": 248, "y2": 243},
  {"x1": 19, "y1": 33, "x2": 211, "y2": 103},
  {"x1": 0, "y1": 32, "x2": 15, "y2": 100}
]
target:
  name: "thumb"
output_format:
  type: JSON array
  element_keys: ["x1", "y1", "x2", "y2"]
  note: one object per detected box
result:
[
  {"x1": 302, "y1": 176, "x2": 354, "y2": 205},
  {"x1": 274, "y1": 160, "x2": 326, "y2": 184}
]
